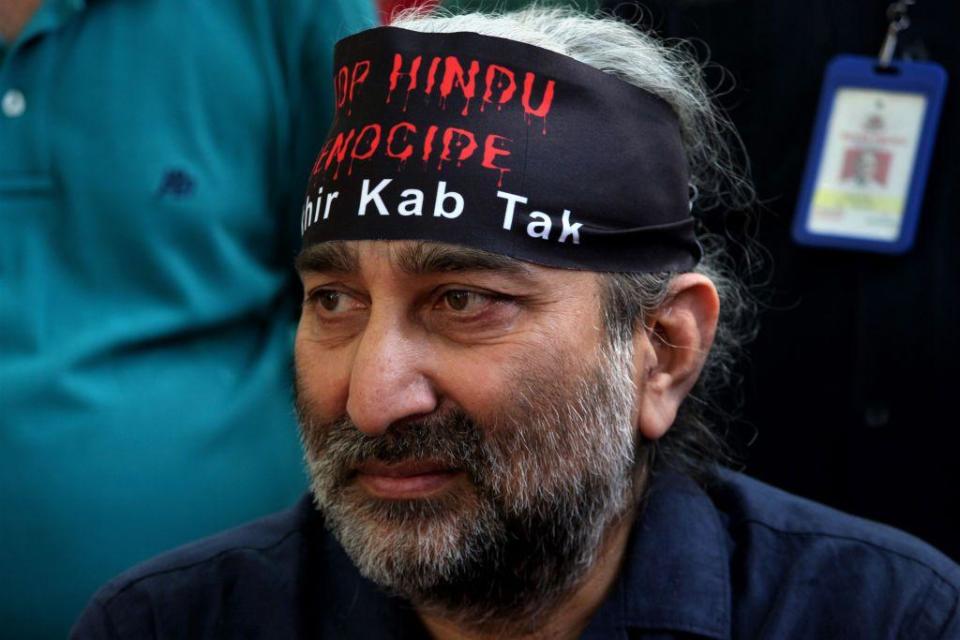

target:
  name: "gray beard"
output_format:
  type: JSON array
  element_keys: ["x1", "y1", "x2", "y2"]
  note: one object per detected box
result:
[{"x1": 297, "y1": 337, "x2": 639, "y2": 630}]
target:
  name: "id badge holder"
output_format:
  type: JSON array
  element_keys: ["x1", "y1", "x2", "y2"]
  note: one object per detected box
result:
[{"x1": 793, "y1": 55, "x2": 947, "y2": 254}]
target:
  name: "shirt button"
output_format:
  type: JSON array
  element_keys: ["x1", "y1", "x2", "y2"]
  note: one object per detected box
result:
[{"x1": 2, "y1": 89, "x2": 26, "y2": 118}]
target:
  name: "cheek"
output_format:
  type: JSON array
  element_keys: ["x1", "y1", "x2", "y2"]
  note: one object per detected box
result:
[
  {"x1": 429, "y1": 337, "x2": 585, "y2": 427},
  {"x1": 294, "y1": 333, "x2": 353, "y2": 420},
  {"x1": 430, "y1": 346, "x2": 519, "y2": 417}
]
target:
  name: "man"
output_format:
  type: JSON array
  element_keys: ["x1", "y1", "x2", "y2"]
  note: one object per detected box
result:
[
  {"x1": 72, "y1": 9, "x2": 960, "y2": 639},
  {"x1": 0, "y1": 0, "x2": 374, "y2": 636}
]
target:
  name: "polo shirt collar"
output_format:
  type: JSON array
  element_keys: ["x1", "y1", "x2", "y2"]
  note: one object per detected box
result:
[{"x1": 583, "y1": 471, "x2": 732, "y2": 639}]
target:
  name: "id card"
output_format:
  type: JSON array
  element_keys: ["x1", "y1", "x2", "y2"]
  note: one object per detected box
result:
[{"x1": 793, "y1": 55, "x2": 947, "y2": 253}]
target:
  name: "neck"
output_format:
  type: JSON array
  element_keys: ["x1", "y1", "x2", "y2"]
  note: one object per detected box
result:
[
  {"x1": 417, "y1": 508, "x2": 636, "y2": 640},
  {"x1": 0, "y1": 0, "x2": 43, "y2": 43}
]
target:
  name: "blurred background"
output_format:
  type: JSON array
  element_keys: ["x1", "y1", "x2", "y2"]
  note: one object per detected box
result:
[{"x1": 2, "y1": 0, "x2": 956, "y2": 637}]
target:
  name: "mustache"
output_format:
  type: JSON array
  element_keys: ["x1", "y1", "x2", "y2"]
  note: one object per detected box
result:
[{"x1": 300, "y1": 408, "x2": 490, "y2": 474}]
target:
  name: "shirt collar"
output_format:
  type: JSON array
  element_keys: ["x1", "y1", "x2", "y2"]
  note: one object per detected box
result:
[
  {"x1": 583, "y1": 471, "x2": 732, "y2": 639},
  {"x1": 306, "y1": 498, "x2": 429, "y2": 640},
  {"x1": 5, "y1": 0, "x2": 89, "y2": 51}
]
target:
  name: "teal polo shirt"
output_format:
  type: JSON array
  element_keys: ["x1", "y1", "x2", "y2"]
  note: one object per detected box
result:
[{"x1": 0, "y1": 0, "x2": 375, "y2": 636}]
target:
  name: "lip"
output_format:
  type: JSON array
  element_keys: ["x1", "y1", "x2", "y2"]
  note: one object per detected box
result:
[{"x1": 354, "y1": 460, "x2": 462, "y2": 498}]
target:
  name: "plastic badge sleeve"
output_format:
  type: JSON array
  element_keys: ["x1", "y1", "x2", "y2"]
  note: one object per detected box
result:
[{"x1": 793, "y1": 54, "x2": 947, "y2": 254}]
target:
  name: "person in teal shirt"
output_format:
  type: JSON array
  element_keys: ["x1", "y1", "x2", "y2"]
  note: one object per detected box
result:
[{"x1": 0, "y1": 0, "x2": 376, "y2": 636}]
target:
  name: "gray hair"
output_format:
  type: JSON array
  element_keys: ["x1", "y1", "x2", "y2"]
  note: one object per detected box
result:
[
  {"x1": 390, "y1": 5, "x2": 754, "y2": 211},
  {"x1": 600, "y1": 237, "x2": 758, "y2": 483},
  {"x1": 392, "y1": 7, "x2": 759, "y2": 481}
]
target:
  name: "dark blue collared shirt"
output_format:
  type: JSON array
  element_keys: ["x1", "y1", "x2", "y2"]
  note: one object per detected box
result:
[{"x1": 71, "y1": 470, "x2": 960, "y2": 638}]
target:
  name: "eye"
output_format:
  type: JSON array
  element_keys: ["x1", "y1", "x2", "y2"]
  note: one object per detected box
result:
[
  {"x1": 317, "y1": 290, "x2": 344, "y2": 312},
  {"x1": 427, "y1": 287, "x2": 521, "y2": 335},
  {"x1": 438, "y1": 290, "x2": 495, "y2": 313},
  {"x1": 305, "y1": 288, "x2": 364, "y2": 316},
  {"x1": 443, "y1": 290, "x2": 470, "y2": 311}
]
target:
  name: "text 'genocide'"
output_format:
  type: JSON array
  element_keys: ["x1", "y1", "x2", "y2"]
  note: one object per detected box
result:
[{"x1": 313, "y1": 53, "x2": 558, "y2": 184}]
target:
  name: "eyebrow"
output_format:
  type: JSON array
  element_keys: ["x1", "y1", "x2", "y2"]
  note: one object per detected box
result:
[
  {"x1": 394, "y1": 242, "x2": 536, "y2": 278},
  {"x1": 295, "y1": 242, "x2": 360, "y2": 274},
  {"x1": 295, "y1": 241, "x2": 538, "y2": 280}
]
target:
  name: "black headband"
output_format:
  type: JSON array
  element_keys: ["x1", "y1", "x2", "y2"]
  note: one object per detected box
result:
[{"x1": 301, "y1": 26, "x2": 701, "y2": 272}]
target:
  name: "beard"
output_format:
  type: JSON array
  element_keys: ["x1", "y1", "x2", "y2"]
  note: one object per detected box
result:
[{"x1": 296, "y1": 338, "x2": 640, "y2": 630}]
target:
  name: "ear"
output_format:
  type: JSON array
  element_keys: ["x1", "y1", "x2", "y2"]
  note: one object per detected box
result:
[{"x1": 634, "y1": 273, "x2": 720, "y2": 441}]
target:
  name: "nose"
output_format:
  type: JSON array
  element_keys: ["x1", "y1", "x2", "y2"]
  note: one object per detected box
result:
[{"x1": 346, "y1": 318, "x2": 438, "y2": 436}]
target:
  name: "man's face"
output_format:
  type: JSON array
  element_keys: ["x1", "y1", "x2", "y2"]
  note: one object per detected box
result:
[{"x1": 294, "y1": 240, "x2": 642, "y2": 620}]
